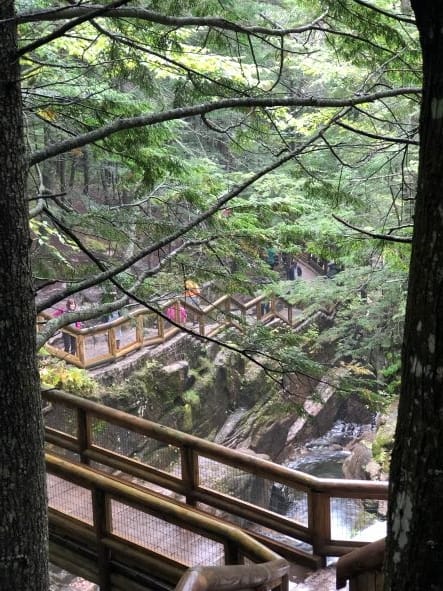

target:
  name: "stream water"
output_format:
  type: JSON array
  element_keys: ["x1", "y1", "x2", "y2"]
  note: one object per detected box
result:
[{"x1": 275, "y1": 420, "x2": 386, "y2": 547}]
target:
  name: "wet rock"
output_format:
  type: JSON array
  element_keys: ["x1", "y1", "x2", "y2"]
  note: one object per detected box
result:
[{"x1": 342, "y1": 440, "x2": 373, "y2": 480}]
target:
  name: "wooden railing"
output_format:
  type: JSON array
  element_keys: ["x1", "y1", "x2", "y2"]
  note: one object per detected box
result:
[
  {"x1": 43, "y1": 389, "x2": 388, "y2": 570},
  {"x1": 47, "y1": 453, "x2": 289, "y2": 591},
  {"x1": 336, "y1": 538, "x2": 385, "y2": 590},
  {"x1": 38, "y1": 293, "x2": 321, "y2": 369}
]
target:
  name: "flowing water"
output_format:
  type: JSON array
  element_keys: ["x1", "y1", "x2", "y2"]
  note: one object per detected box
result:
[{"x1": 276, "y1": 420, "x2": 386, "y2": 545}]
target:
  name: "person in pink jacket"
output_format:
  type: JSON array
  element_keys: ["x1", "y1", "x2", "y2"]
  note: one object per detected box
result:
[{"x1": 166, "y1": 304, "x2": 187, "y2": 324}]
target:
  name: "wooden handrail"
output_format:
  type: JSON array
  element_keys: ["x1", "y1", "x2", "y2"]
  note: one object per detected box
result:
[
  {"x1": 175, "y1": 559, "x2": 288, "y2": 591},
  {"x1": 43, "y1": 388, "x2": 388, "y2": 567},
  {"x1": 336, "y1": 538, "x2": 385, "y2": 589},
  {"x1": 46, "y1": 453, "x2": 288, "y2": 591},
  {"x1": 38, "y1": 292, "x2": 307, "y2": 369},
  {"x1": 43, "y1": 390, "x2": 386, "y2": 496}
]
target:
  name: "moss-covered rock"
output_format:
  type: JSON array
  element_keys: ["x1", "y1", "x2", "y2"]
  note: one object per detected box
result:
[{"x1": 372, "y1": 399, "x2": 398, "y2": 474}]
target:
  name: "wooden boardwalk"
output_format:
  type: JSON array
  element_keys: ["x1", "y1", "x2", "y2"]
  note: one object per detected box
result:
[
  {"x1": 44, "y1": 262, "x2": 319, "y2": 370},
  {"x1": 47, "y1": 472, "x2": 225, "y2": 568}
]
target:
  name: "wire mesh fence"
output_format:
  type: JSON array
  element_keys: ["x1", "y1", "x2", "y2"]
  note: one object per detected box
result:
[
  {"x1": 44, "y1": 400, "x2": 78, "y2": 437},
  {"x1": 330, "y1": 497, "x2": 387, "y2": 542},
  {"x1": 89, "y1": 416, "x2": 182, "y2": 477},
  {"x1": 198, "y1": 456, "x2": 309, "y2": 527},
  {"x1": 110, "y1": 499, "x2": 225, "y2": 566},
  {"x1": 47, "y1": 473, "x2": 93, "y2": 524}
]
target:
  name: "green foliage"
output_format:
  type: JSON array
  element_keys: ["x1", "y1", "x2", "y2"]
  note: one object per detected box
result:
[
  {"x1": 381, "y1": 353, "x2": 402, "y2": 397},
  {"x1": 21, "y1": 0, "x2": 417, "y2": 403},
  {"x1": 181, "y1": 389, "x2": 201, "y2": 432},
  {"x1": 39, "y1": 359, "x2": 98, "y2": 396},
  {"x1": 182, "y1": 389, "x2": 201, "y2": 408}
]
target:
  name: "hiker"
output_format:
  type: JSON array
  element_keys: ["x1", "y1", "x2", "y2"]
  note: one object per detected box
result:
[
  {"x1": 184, "y1": 279, "x2": 201, "y2": 324},
  {"x1": 166, "y1": 303, "x2": 187, "y2": 324},
  {"x1": 54, "y1": 298, "x2": 82, "y2": 355}
]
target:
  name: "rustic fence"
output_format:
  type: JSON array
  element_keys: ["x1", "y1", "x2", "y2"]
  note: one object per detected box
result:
[
  {"x1": 44, "y1": 389, "x2": 388, "y2": 571},
  {"x1": 39, "y1": 293, "x2": 314, "y2": 369},
  {"x1": 47, "y1": 453, "x2": 289, "y2": 591}
]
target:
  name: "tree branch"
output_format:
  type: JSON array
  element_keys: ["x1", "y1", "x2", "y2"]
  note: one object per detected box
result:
[
  {"x1": 17, "y1": 0, "x2": 132, "y2": 58},
  {"x1": 336, "y1": 120, "x2": 419, "y2": 145},
  {"x1": 29, "y1": 86, "x2": 421, "y2": 166},
  {"x1": 350, "y1": 0, "x2": 415, "y2": 25},
  {"x1": 332, "y1": 214, "x2": 412, "y2": 243},
  {"x1": 14, "y1": 6, "x2": 328, "y2": 37},
  {"x1": 37, "y1": 115, "x2": 337, "y2": 314}
]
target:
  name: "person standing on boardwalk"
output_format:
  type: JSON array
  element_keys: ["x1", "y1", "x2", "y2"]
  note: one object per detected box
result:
[
  {"x1": 184, "y1": 279, "x2": 201, "y2": 324},
  {"x1": 54, "y1": 298, "x2": 81, "y2": 355},
  {"x1": 288, "y1": 259, "x2": 302, "y2": 280},
  {"x1": 166, "y1": 303, "x2": 187, "y2": 324}
]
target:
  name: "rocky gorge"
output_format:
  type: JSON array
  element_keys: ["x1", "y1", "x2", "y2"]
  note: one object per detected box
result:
[{"x1": 48, "y1": 328, "x2": 394, "y2": 590}]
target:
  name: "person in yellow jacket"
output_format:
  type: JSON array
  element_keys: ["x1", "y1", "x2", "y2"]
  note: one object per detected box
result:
[{"x1": 184, "y1": 279, "x2": 201, "y2": 324}]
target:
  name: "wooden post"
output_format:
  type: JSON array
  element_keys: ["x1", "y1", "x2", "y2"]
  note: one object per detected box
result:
[
  {"x1": 198, "y1": 315, "x2": 204, "y2": 335},
  {"x1": 77, "y1": 408, "x2": 90, "y2": 465},
  {"x1": 158, "y1": 316, "x2": 165, "y2": 339},
  {"x1": 175, "y1": 300, "x2": 180, "y2": 322},
  {"x1": 308, "y1": 491, "x2": 330, "y2": 565},
  {"x1": 181, "y1": 445, "x2": 199, "y2": 506},
  {"x1": 257, "y1": 300, "x2": 262, "y2": 320},
  {"x1": 77, "y1": 334, "x2": 86, "y2": 367},
  {"x1": 108, "y1": 328, "x2": 117, "y2": 357},
  {"x1": 136, "y1": 314, "x2": 144, "y2": 345},
  {"x1": 270, "y1": 297, "x2": 276, "y2": 318},
  {"x1": 92, "y1": 488, "x2": 112, "y2": 590},
  {"x1": 287, "y1": 304, "x2": 293, "y2": 326},
  {"x1": 350, "y1": 572, "x2": 384, "y2": 591},
  {"x1": 224, "y1": 540, "x2": 242, "y2": 565}
]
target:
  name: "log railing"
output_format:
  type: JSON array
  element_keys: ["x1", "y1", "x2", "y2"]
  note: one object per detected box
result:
[
  {"x1": 47, "y1": 453, "x2": 289, "y2": 591},
  {"x1": 38, "y1": 293, "x2": 317, "y2": 369},
  {"x1": 43, "y1": 389, "x2": 388, "y2": 570},
  {"x1": 336, "y1": 538, "x2": 385, "y2": 590}
]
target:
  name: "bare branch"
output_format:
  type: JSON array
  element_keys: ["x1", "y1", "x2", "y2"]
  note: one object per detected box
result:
[
  {"x1": 14, "y1": 6, "x2": 329, "y2": 37},
  {"x1": 336, "y1": 120, "x2": 419, "y2": 145},
  {"x1": 350, "y1": 0, "x2": 415, "y2": 25},
  {"x1": 332, "y1": 214, "x2": 412, "y2": 243}
]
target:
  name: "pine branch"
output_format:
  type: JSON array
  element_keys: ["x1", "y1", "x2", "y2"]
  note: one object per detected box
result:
[{"x1": 17, "y1": 0, "x2": 132, "y2": 58}]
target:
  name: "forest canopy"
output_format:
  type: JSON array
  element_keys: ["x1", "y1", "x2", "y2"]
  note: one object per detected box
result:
[
  {"x1": 12, "y1": 2, "x2": 443, "y2": 590},
  {"x1": 15, "y1": 0, "x2": 420, "y2": 393}
]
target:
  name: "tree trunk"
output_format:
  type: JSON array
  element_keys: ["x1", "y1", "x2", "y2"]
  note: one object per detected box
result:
[
  {"x1": 83, "y1": 147, "x2": 90, "y2": 195},
  {"x1": 0, "y1": 2, "x2": 49, "y2": 590},
  {"x1": 385, "y1": 4, "x2": 443, "y2": 589}
]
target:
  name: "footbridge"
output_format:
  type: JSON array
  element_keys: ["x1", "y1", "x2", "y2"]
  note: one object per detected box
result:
[
  {"x1": 44, "y1": 389, "x2": 388, "y2": 591},
  {"x1": 40, "y1": 292, "x2": 319, "y2": 370},
  {"x1": 39, "y1": 261, "x2": 321, "y2": 370}
]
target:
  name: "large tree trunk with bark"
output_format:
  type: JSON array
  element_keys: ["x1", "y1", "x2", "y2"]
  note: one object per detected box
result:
[
  {"x1": 0, "y1": 2, "x2": 49, "y2": 589},
  {"x1": 385, "y1": 3, "x2": 443, "y2": 589}
]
